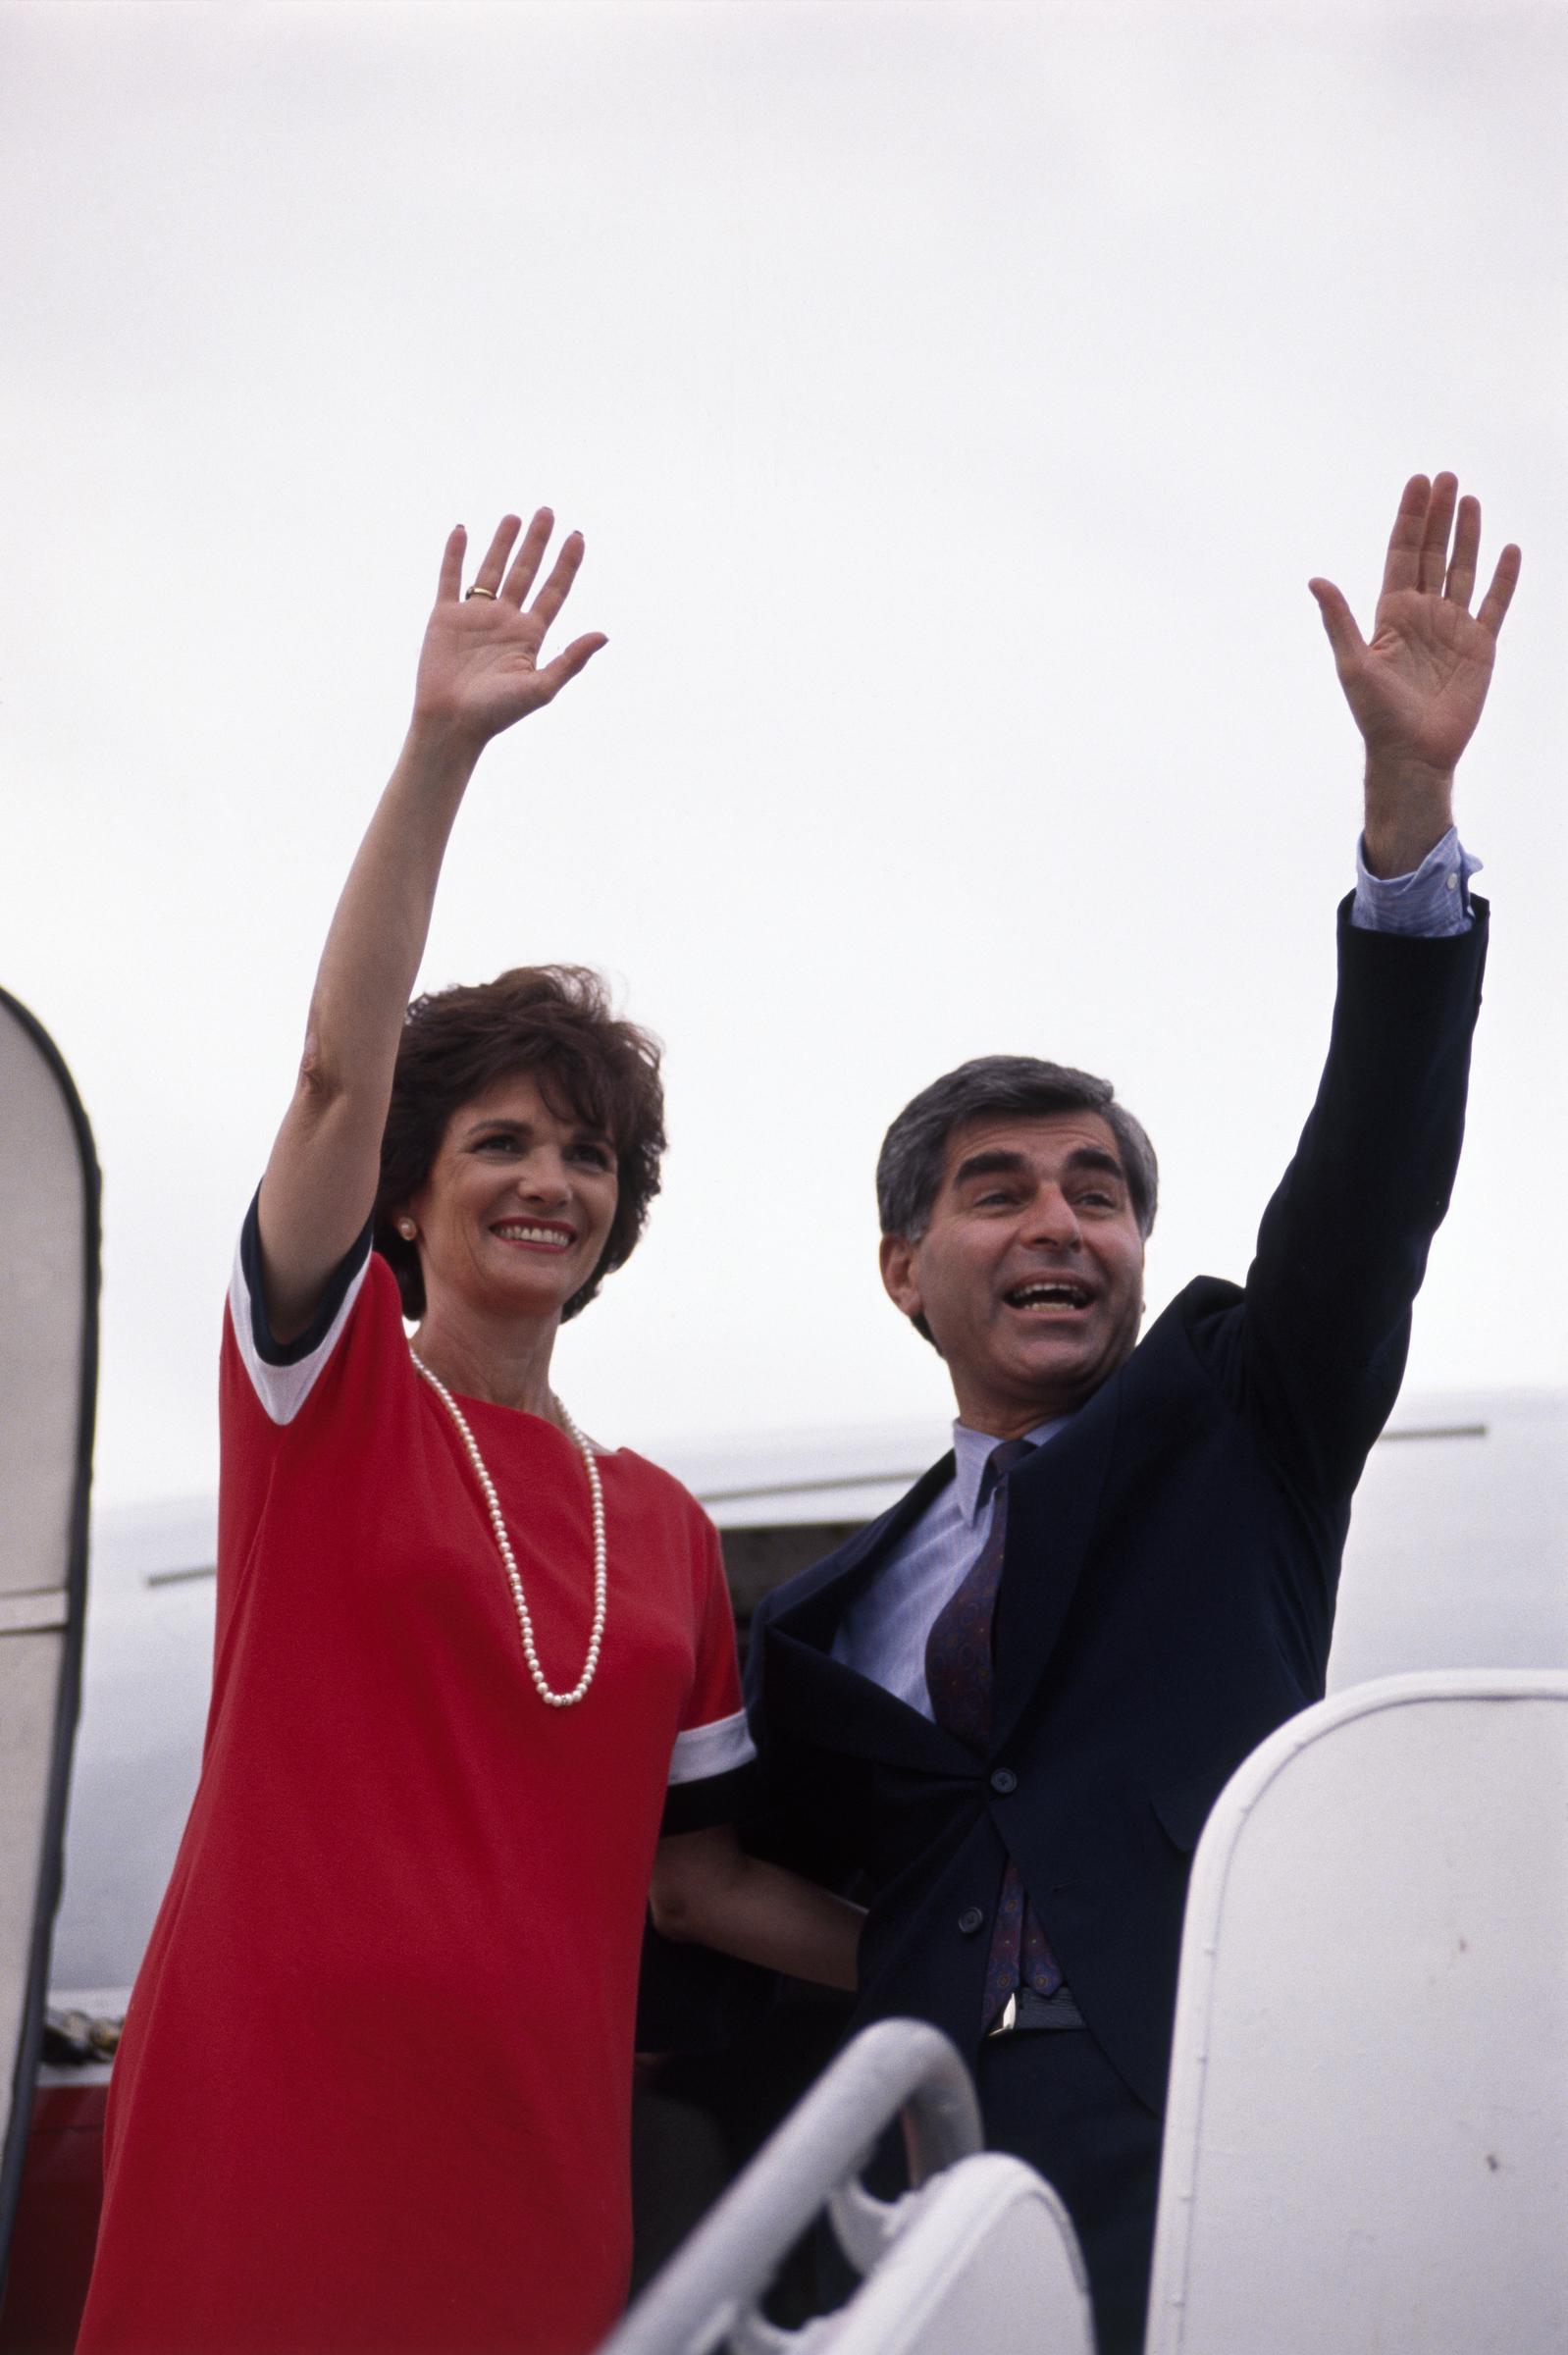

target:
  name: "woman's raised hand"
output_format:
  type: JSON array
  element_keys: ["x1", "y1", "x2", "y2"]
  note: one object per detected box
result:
[{"x1": 412, "y1": 509, "x2": 607, "y2": 747}]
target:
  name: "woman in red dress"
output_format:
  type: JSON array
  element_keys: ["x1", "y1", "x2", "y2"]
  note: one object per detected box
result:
[{"x1": 76, "y1": 510, "x2": 860, "y2": 2355}]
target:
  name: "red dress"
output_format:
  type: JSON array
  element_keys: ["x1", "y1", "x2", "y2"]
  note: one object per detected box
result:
[{"x1": 77, "y1": 1217, "x2": 754, "y2": 2355}]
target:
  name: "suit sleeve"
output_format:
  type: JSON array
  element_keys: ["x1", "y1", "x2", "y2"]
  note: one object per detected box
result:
[{"x1": 1224, "y1": 893, "x2": 1488, "y2": 1510}]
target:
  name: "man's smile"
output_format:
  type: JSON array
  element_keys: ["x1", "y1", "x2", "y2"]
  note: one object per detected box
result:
[{"x1": 1003, "y1": 1277, "x2": 1096, "y2": 1314}]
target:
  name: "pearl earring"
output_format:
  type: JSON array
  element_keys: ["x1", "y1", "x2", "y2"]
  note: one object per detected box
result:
[{"x1": 398, "y1": 1220, "x2": 417, "y2": 1240}]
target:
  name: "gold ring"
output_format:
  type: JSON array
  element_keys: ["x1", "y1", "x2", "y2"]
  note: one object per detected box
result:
[{"x1": 464, "y1": 585, "x2": 498, "y2": 602}]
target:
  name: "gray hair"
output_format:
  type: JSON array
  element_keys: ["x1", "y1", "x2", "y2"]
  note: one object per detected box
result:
[{"x1": 876, "y1": 1056, "x2": 1159, "y2": 1246}]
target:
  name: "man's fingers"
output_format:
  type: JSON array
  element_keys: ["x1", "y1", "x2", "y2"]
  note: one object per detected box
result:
[
  {"x1": 1444, "y1": 495, "x2": 1481, "y2": 610},
  {"x1": 1475, "y1": 542, "x2": 1523, "y2": 640},
  {"x1": 1308, "y1": 577, "x2": 1366, "y2": 671},
  {"x1": 529, "y1": 531, "x2": 586, "y2": 635},
  {"x1": 1380, "y1": 475, "x2": 1432, "y2": 600},
  {"x1": 1417, "y1": 471, "x2": 1459, "y2": 593},
  {"x1": 499, "y1": 508, "x2": 553, "y2": 606},
  {"x1": 437, "y1": 525, "x2": 467, "y2": 604}
]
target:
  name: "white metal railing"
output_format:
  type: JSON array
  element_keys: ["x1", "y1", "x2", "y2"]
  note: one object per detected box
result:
[
  {"x1": 606, "y1": 2016, "x2": 1095, "y2": 2354},
  {"x1": 603, "y1": 2018, "x2": 983, "y2": 2353}
]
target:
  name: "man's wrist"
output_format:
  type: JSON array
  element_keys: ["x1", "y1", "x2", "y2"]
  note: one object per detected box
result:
[{"x1": 1362, "y1": 753, "x2": 1456, "y2": 878}]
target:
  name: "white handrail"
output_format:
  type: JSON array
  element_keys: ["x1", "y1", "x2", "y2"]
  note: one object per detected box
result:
[{"x1": 603, "y1": 2018, "x2": 982, "y2": 2355}]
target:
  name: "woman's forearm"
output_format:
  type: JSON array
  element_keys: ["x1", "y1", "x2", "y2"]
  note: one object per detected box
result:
[
  {"x1": 256, "y1": 722, "x2": 483, "y2": 1335},
  {"x1": 302, "y1": 722, "x2": 479, "y2": 1104}
]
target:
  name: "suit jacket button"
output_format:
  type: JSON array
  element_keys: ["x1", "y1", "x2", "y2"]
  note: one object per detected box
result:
[
  {"x1": 957, "y1": 1907, "x2": 984, "y2": 1936},
  {"x1": 990, "y1": 1767, "x2": 1018, "y2": 1794}
]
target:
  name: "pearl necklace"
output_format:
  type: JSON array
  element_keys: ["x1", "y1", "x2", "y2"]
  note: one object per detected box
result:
[{"x1": 409, "y1": 1351, "x2": 607, "y2": 1708}]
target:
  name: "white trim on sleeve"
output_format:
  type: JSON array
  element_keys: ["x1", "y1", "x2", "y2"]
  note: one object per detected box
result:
[
  {"x1": 668, "y1": 1706, "x2": 758, "y2": 1787},
  {"x1": 229, "y1": 1238, "x2": 371, "y2": 1427}
]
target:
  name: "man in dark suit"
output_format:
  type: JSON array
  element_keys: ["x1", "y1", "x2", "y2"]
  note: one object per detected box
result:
[{"x1": 743, "y1": 475, "x2": 1521, "y2": 2352}]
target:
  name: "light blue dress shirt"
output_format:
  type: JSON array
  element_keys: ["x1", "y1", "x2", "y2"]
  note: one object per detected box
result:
[
  {"x1": 1352, "y1": 824, "x2": 1479, "y2": 936},
  {"x1": 833, "y1": 830, "x2": 1479, "y2": 1716}
]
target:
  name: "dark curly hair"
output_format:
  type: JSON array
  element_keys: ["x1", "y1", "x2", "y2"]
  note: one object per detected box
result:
[{"x1": 375, "y1": 966, "x2": 665, "y2": 1324}]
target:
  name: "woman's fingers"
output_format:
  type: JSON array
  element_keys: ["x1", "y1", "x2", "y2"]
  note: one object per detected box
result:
[
  {"x1": 437, "y1": 524, "x2": 467, "y2": 604},
  {"x1": 528, "y1": 532, "x2": 586, "y2": 635},
  {"x1": 467, "y1": 512, "x2": 525, "y2": 600},
  {"x1": 447, "y1": 506, "x2": 588, "y2": 628},
  {"x1": 498, "y1": 508, "x2": 554, "y2": 606},
  {"x1": 535, "y1": 631, "x2": 608, "y2": 700}
]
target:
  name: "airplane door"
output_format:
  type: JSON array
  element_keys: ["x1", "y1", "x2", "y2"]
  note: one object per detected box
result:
[{"x1": 0, "y1": 990, "x2": 99, "y2": 2300}]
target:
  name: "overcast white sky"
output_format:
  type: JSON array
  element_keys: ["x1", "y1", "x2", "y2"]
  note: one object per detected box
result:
[{"x1": 4, "y1": 0, "x2": 1564, "y2": 1509}]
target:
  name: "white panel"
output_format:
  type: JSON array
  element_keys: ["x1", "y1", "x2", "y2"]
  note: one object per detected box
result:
[
  {"x1": 0, "y1": 1006, "x2": 86, "y2": 1599},
  {"x1": 1333, "y1": 1397, "x2": 1568, "y2": 1685},
  {"x1": 1149, "y1": 1674, "x2": 1568, "y2": 2355},
  {"x1": 0, "y1": 1636, "x2": 63, "y2": 2037},
  {"x1": 0, "y1": 992, "x2": 94, "y2": 2261}
]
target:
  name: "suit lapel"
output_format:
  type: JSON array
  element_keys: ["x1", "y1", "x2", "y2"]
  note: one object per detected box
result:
[
  {"x1": 760, "y1": 1455, "x2": 977, "y2": 1774},
  {"x1": 990, "y1": 1375, "x2": 1121, "y2": 1747}
]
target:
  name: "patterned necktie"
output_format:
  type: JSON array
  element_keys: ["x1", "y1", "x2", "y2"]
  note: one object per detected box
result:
[{"x1": 924, "y1": 1438, "x2": 1064, "y2": 2026}]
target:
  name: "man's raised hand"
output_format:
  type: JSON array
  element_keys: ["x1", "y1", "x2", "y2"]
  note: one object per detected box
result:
[
  {"x1": 1309, "y1": 474, "x2": 1520, "y2": 876},
  {"x1": 412, "y1": 508, "x2": 607, "y2": 750}
]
